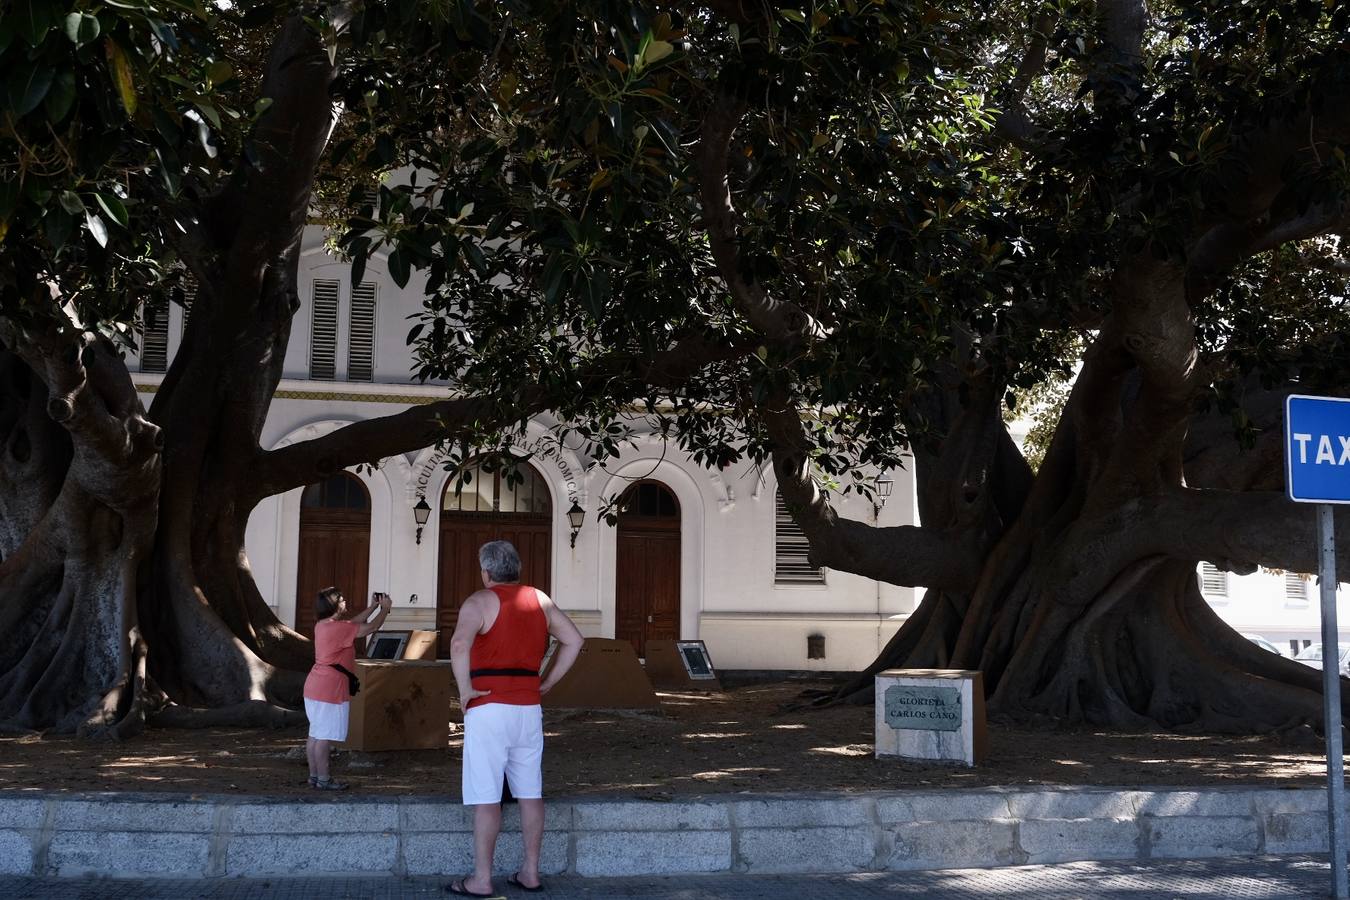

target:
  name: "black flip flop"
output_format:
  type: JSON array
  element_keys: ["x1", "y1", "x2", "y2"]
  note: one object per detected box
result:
[
  {"x1": 508, "y1": 873, "x2": 545, "y2": 893},
  {"x1": 445, "y1": 879, "x2": 498, "y2": 898}
]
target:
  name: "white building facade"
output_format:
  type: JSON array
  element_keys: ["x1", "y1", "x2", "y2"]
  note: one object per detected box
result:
[{"x1": 129, "y1": 228, "x2": 918, "y2": 672}]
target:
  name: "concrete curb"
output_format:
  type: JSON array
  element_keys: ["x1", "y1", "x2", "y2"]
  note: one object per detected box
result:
[{"x1": 0, "y1": 786, "x2": 1337, "y2": 878}]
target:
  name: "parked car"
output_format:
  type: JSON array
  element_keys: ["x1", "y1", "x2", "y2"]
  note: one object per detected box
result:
[
  {"x1": 1294, "y1": 643, "x2": 1350, "y2": 677},
  {"x1": 1241, "y1": 634, "x2": 1285, "y2": 657}
]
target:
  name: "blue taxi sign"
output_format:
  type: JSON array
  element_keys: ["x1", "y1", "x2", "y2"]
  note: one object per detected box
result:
[{"x1": 1286, "y1": 394, "x2": 1350, "y2": 504}]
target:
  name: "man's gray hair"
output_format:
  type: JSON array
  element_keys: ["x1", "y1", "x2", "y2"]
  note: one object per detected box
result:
[{"x1": 479, "y1": 540, "x2": 521, "y2": 583}]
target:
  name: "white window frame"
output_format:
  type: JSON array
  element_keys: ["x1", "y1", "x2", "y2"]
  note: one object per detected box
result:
[
  {"x1": 1199, "y1": 562, "x2": 1229, "y2": 601},
  {"x1": 774, "y1": 492, "x2": 825, "y2": 585},
  {"x1": 1285, "y1": 572, "x2": 1310, "y2": 607},
  {"x1": 309, "y1": 278, "x2": 340, "y2": 380},
  {"x1": 139, "y1": 296, "x2": 170, "y2": 373},
  {"x1": 346, "y1": 280, "x2": 377, "y2": 382}
]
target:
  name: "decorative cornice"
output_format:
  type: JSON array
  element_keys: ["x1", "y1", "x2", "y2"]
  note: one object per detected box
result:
[{"x1": 133, "y1": 382, "x2": 439, "y2": 406}]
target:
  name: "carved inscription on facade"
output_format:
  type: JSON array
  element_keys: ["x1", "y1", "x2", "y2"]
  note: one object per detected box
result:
[{"x1": 883, "y1": 685, "x2": 962, "y2": 732}]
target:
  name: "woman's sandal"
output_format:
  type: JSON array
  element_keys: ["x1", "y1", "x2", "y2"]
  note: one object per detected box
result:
[
  {"x1": 507, "y1": 873, "x2": 544, "y2": 892},
  {"x1": 445, "y1": 879, "x2": 498, "y2": 897}
]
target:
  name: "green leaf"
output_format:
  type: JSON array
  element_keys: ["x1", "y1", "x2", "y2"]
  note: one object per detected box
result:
[
  {"x1": 85, "y1": 210, "x2": 108, "y2": 247},
  {"x1": 44, "y1": 205, "x2": 73, "y2": 249},
  {"x1": 388, "y1": 248, "x2": 410, "y2": 288},
  {"x1": 105, "y1": 39, "x2": 137, "y2": 115},
  {"x1": 58, "y1": 190, "x2": 84, "y2": 215},
  {"x1": 43, "y1": 69, "x2": 76, "y2": 122},
  {"x1": 63, "y1": 11, "x2": 100, "y2": 47},
  {"x1": 206, "y1": 60, "x2": 233, "y2": 87},
  {"x1": 9, "y1": 63, "x2": 55, "y2": 116},
  {"x1": 95, "y1": 192, "x2": 128, "y2": 228},
  {"x1": 17, "y1": 0, "x2": 61, "y2": 46},
  {"x1": 643, "y1": 40, "x2": 674, "y2": 66}
]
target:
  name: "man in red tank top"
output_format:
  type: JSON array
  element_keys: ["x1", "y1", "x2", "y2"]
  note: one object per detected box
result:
[{"x1": 446, "y1": 540, "x2": 584, "y2": 898}]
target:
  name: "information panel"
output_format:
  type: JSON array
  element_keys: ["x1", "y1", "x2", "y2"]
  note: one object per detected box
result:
[{"x1": 884, "y1": 685, "x2": 962, "y2": 732}]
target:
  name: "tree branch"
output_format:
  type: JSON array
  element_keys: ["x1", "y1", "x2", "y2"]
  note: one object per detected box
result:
[
  {"x1": 210, "y1": 8, "x2": 354, "y2": 278},
  {"x1": 696, "y1": 87, "x2": 824, "y2": 344},
  {"x1": 994, "y1": 13, "x2": 1054, "y2": 150},
  {"x1": 253, "y1": 334, "x2": 749, "y2": 498},
  {"x1": 760, "y1": 393, "x2": 986, "y2": 593},
  {"x1": 1150, "y1": 488, "x2": 1350, "y2": 580}
]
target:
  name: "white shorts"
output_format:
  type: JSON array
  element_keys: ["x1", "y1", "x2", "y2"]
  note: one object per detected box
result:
[
  {"x1": 304, "y1": 698, "x2": 350, "y2": 741},
  {"x1": 462, "y1": 703, "x2": 543, "y2": 805}
]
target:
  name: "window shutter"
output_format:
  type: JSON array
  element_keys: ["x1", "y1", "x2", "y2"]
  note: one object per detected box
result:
[
  {"x1": 140, "y1": 296, "x2": 170, "y2": 373},
  {"x1": 1199, "y1": 563, "x2": 1228, "y2": 597},
  {"x1": 1286, "y1": 573, "x2": 1308, "y2": 602},
  {"x1": 180, "y1": 274, "x2": 197, "y2": 328},
  {"x1": 309, "y1": 279, "x2": 339, "y2": 380},
  {"x1": 775, "y1": 493, "x2": 825, "y2": 584},
  {"x1": 347, "y1": 281, "x2": 376, "y2": 382}
]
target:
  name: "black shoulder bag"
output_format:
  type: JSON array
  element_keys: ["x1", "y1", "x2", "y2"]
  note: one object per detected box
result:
[{"x1": 330, "y1": 663, "x2": 360, "y2": 697}]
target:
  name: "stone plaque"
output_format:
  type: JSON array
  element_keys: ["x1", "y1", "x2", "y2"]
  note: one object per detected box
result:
[{"x1": 884, "y1": 685, "x2": 962, "y2": 732}]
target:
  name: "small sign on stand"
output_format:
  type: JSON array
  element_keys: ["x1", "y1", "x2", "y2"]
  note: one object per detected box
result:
[
  {"x1": 645, "y1": 639, "x2": 721, "y2": 691},
  {"x1": 874, "y1": 669, "x2": 987, "y2": 767}
]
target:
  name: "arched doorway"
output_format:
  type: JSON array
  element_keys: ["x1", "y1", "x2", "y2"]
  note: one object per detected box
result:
[
  {"x1": 437, "y1": 459, "x2": 552, "y2": 657},
  {"x1": 295, "y1": 472, "x2": 371, "y2": 638},
  {"x1": 615, "y1": 480, "x2": 680, "y2": 657}
]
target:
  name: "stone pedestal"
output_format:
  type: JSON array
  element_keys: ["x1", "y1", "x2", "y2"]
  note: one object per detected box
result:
[{"x1": 874, "y1": 669, "x2": 987, "y2": 766}]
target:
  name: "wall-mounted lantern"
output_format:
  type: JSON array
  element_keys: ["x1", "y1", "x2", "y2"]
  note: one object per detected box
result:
[
  {"x1": 567, "y1": 500, "x2": 585, "y2": 548},
  {"x1": 873, "y1": 473, "x2": 895, "y2": 520},
  {"x1": 413, "y1": 497, "x2": 431, "y2": 545}
]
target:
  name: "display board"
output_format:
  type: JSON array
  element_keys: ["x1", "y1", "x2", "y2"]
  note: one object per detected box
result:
[
  {"x1": 644, "y1": 639, "x2": 721, "y2": 691},
  {"x1": 367, "y1": 631, "x2": 409, "y2": 660},
  {"x1": 540, "y1": 638, "x2": 659, "y2": 709}
]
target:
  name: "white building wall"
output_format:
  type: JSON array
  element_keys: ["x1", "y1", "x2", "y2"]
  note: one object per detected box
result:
[{"x1": 1199, "y1": 566, "x2": 1350, "y2": 657}]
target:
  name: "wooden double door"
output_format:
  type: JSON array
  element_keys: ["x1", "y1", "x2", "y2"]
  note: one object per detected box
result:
[
  {"x1": 437, "y1": 514, "x2": 551, "y2": 657},
  {"x1": 295, "y1": 499, "x2": 370, "y2": 637},
  {"x1": 615, "y1": 481, "x2": 681, "y2": 657}
]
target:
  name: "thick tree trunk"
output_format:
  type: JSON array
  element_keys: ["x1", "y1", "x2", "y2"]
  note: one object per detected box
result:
[{"x1": 810, "y1": 335, "x2": 1343, "y2": 734}]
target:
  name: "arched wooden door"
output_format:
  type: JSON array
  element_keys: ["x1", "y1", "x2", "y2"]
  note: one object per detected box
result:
[
  {"x1": 437, "y1": 460, "x2": 552, "y2": 657},
  {"x1": 615, "y1": 481, "x2": 680, "y2": 657},
  {"x1": 295, "y1": 472, "x2": 371, "y2": 638}
]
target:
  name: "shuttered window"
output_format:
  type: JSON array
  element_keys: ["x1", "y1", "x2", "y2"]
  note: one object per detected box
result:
[
  {"x1": 179, "y1": 274, "x2": 197, "y2": 329},
  {"x1": 309, "y1": 279, "x2": 339, "y2": 380},
  {"x1": 140, "y1": 296, "x2": 170, "y2": 373},
  {"x1": 347, "y1": 281, "x2": 376, "y2": 382},
  {"x1": 1286, "y1": 573, "x2": 1309, "y2": 603},
  {"x1": 1199, "y1": 563, "x2": 1228, "y2": 598},
  {"x1": 775, "y1": 492, "x2": 825, "y2": 584}
]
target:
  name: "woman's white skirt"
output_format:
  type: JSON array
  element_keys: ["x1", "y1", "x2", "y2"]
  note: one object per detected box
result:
[{"x1": 304, "y1": 698, "x2": 350, "y2": 741}]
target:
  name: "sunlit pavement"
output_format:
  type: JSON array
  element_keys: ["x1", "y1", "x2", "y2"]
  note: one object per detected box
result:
[{"x1": 0, "y1": 855, "x2": 1340, "y2": 898}]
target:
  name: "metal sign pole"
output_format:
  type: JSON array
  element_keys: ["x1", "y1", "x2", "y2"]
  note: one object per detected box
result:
[{"x1": 1319, "y1": 503, "x2": 1348, "y2": 899}]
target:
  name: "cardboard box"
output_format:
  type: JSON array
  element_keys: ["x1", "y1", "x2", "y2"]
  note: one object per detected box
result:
[
  {"x1": 541, "y1": 638, "x2": 659, "y2": 709},
  {"x1": 342, "y1": 660, "x2": 454, "y2": 752}
]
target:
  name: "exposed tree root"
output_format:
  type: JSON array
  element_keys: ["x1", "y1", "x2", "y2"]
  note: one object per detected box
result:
[{"x1": 151, "y1": 700, "x2": 306, "y2": 729}]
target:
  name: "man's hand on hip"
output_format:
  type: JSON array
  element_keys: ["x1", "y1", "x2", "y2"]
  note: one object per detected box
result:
[{"x1": 460, "y1": 688, "x2": 491, "y2": 706}]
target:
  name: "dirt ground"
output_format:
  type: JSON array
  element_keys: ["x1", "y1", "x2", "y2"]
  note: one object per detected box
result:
[{"x1": 0, "y1": 682, "x2": 1332, "y2": 798}]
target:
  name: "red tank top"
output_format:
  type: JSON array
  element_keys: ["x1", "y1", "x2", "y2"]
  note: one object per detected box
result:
[{"x1": 467, "y1": 584, "x2": 548, "y2": 710}]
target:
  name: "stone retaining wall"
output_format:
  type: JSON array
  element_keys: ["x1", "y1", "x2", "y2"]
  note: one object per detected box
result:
[{"x1": 0, "y1": 786, "x2": 1336, "y2": 878}]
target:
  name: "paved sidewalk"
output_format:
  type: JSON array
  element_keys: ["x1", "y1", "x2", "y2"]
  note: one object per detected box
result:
[{"x1": 0, "y1": 855, "x2": 1341, "y2": 899}]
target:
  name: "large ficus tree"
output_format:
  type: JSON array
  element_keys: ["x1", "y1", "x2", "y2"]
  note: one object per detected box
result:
[
  {"x1": 364, "y1": 0, "x2": 1350, "y2": 733},
  {"x1": 1, "y1": 0, "x2": 1348, "y2": 740}
]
